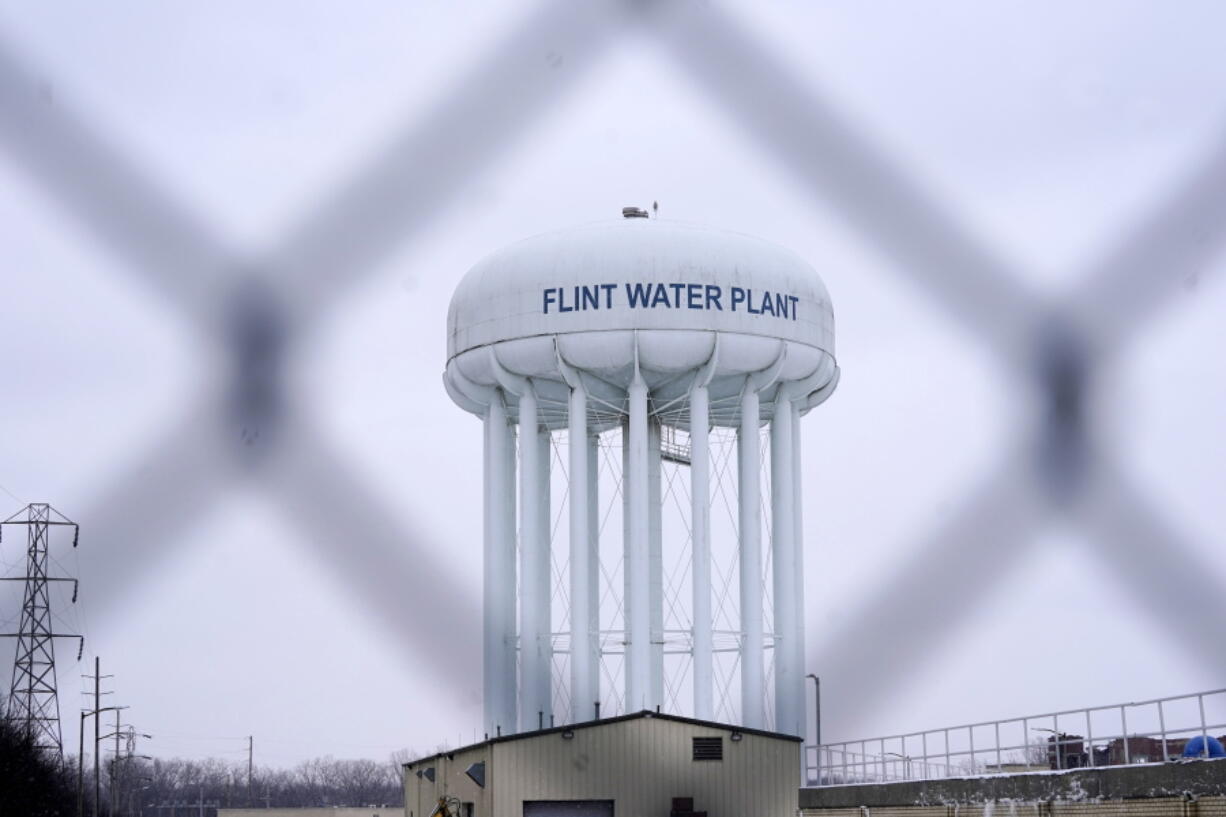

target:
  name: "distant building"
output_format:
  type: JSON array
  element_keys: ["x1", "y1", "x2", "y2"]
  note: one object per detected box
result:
[
  {"x1": 1101, "y1": 735, "x2": 1226, "y2": 765},
  {"x1": 1044, "y1": 733, "x2": 1226, "y2": 768},
  {"x1": 404, "y1": 710, "x2": 801, "y2": 817},
  {"x1": 1047, "y1": 733, "x2": 1087, "y2": 769}
]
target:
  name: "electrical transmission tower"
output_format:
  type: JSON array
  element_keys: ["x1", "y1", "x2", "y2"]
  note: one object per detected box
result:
[{"x1": 1, "y1": 503, "x2": 83, "y2": 760}]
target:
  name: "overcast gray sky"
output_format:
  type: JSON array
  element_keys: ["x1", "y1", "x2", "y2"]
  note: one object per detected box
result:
[{"x1": 1, "y1": 1, "x2": 1225, "y2": 767}]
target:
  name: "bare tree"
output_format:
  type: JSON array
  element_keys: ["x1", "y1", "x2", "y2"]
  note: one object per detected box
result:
[{"x1": 131, "y1": 753, "x2": 403, "y2": 810}]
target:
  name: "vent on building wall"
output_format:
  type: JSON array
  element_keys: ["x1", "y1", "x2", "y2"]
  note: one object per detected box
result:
[{"x1": 691, "y1": 737, "x2": 723, "y2": 761}]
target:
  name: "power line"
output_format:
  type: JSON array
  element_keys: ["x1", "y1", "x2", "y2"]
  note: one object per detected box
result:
[{"x1": 0, "y1": 482, "x2": 25, "y2": 506}]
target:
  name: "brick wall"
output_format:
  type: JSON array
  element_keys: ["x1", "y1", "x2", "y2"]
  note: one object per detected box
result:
[{"x1": 800, "y1": 757, "x2": 1226, "y2": 813}]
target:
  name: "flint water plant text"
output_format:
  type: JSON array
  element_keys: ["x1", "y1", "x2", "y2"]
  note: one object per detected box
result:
[{"x1": 542, "y1": 283, "x2": 800, "y2": 320}]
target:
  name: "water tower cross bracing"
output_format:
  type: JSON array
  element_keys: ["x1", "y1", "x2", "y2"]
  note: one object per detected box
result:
[{"x1": 443, "y1": 212, "x2": 838, "y2": 737}]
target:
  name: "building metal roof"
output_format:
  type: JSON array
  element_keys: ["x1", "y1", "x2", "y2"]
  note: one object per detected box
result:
[{"x1": 403, "y1": 709, "x2": 802, "y2": 768}]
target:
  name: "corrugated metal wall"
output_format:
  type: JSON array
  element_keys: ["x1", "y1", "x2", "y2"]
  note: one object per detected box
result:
[
  {"x1": 494, "y1": 717, "x2": 799, "y2": 817},
  {"x1": 406, "y1": 744, "x2": 493, "y2": 817},
  {"x1": 405, "y1": 716, "x2": 800, "y2": 817}
]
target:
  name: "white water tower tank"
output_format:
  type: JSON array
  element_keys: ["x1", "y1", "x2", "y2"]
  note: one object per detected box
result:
[{"x1": 444, "y1": 213, "x2": 838, "y2": 738}]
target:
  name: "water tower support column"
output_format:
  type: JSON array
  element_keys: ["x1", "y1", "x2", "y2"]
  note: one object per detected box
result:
[
  {"x1": 626, "y1": 367, "x2": 651, "y2": 711},
  {"x1": 503, "y1": 419, "x2": 519, "y2": 730},
  {"x1": 518, "y1": 386, "x2": 552, "y2": 731},
  {"x1": 489, "y1": 353, "x2": 552, "y2": 732},
  {"x1": 791, "y1": 401, "x2": 806, "y2": 736},
  {"x1": 739, "y1": 349, "x2": 785, "y2": 729},
  {"x1": 737, "y1": 386, "x2": 764, "y2": 729},
  {"x1": 648, "y1": 419, "x2": 664, "y2": 710},
  {"x1": 771, "y1": 393, "x2": 801, "y2": 736},
  {"x1": 562, "y1": 365, "x2": 594, "y2": 723},
  {"x1": 484, "y1": 392, "x2": 517, "y2": 736},
  {"x1": 690, "y1": 382, "x2": 713, "y2": 720},
  {"x1": 792, "y1": 368, "x2": 840, "y2": 739},
  {"x1": 586, "y1": 430, "x2": 601, "y2": 713}
]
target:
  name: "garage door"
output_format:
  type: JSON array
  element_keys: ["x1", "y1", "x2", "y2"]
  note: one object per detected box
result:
[{"x1": 523, "y1": 800, "x2": 614, "y2": 817}]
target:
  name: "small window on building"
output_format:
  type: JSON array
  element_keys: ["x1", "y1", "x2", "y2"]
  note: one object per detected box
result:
[
  {"x1": 692, "y1": 736, "x2": 723, "y2": 761},
  {"x1": 462, "y1": 803, "x2": 474, "y2": 817}
]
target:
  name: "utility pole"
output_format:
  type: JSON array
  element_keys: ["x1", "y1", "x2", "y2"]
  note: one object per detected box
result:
[
  {"x1": 0, "y1": 503, "x2": 84, "y2": 761},
  {"x1": 112, "y1": 708, "x2": 121, "y2": 817},
  {"x1": 247, "y1": 736, "x2": 253, "y2": 806},
  {"x1": 82, "y1": 658, "x2": 129, "y2": 817},
  {"x1": 82, "y1": 656, "x2": 115, "y2": 817},
  {"x1": 79, "y1": 710, "x2": 86, "y2": 817},
  {"x1": 95, "y1": 663, "x2": 101, "y2": 817}
]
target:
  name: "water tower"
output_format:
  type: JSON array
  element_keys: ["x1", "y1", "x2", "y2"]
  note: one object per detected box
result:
[{"x1": 443, "y1": 211, "x2": 838, "y2": 739}]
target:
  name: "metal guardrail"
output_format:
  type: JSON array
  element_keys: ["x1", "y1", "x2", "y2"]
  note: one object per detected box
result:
[{"x1": 806, "y1": 688, "x2": 1226, "y2": 786}]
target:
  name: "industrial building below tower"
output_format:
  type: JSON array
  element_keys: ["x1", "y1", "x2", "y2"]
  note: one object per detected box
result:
[{"x1": 404, "y1": 710, "x2": 801, "y2": 817}]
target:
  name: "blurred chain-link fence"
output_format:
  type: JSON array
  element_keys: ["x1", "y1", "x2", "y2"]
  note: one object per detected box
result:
[{"x1": 2, "y1": 0, "x2": 1224, "y2": 749}]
